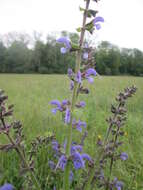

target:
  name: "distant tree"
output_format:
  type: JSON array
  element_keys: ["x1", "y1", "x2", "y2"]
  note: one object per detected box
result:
[{"x1": 0, "y1": 41, "x2": 6, "y2": 72}]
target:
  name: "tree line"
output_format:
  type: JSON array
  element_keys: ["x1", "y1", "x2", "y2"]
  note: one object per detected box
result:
[{"x1": 0, "y1": 32, "x2": 143, "y2": 76}]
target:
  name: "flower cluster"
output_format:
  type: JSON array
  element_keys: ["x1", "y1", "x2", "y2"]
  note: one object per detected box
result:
[{"x1": 49, "y1": 140, "x2": 92, "y2": 177}]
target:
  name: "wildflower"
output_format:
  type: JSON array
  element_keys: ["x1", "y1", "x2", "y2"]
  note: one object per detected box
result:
[
  {"x1": 50, "y1": 99, "x2": 69, "y2": 114},
  {"x1": 82, "y1": 153, "x2": 92, "y2": 162},
  {"x1": 73, "y1": 151, "x2": 85, "y2": 169},
  {"x1": 98, "y1": 134, "x2": 102, "y2": 140},
  {"x1": 0, "y1": 184, "x2": 14, "y2": 190},
  {"x1": 49, "y1": 160, "x2": 56, "y2": 170},
  {"x1": 75, "y1": 70, "x2": 82, "y2": 84},
  {"x1": 120, "y1": 152, "x2": 128, "y2": 161},
  {"x1": 50, "y1": 100, "x2": 62, "y2": 114},
  {"x1": 85, "y1": 68, "x2": 97, "y2": 83},
  {"x1": 71, "y1": 144, "x2": 83, "y2": 154},
  {"x1": 56, "y1": 155, "x2": 67, "y2": 171},
  {"x1": 68, "y1": 68, "x2": 73, "y2": 78},
  {"x1": 93, "y1": 16, "x2": 104, "y2": 30},
  {"x1": 83, "y1": 52, "x2": 88, "y2": 60},
  {"x1": 75, "y1": 101, "x2": 86, "y2": 108},
  {"x1": 69, "y1": 171, "x2": 74, "y2": 182},
  {"x1": 72, "y1": 119, "x2": 86, "y2": 132},
  {"x1": 52, "y1": 140, "x2": 59, "y2": 152},
  {"x1": 65, "y1": 108, "x2": 71, "y2": 124},
  {"x1": 57, "y1": 37, "x2": 71, "y2": 54},
  {"x1": 70, "y1": 80, "x2": 74, "y2": 90},
  {"x1": 114, "y1": 178, "x2": 124, "y2": 190}
]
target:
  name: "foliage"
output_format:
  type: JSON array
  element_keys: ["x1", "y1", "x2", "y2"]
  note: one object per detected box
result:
[{"x1": 0, "y1": 35, "x2": 143, "y2": 76}]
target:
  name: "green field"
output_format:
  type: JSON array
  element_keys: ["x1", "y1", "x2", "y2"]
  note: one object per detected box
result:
[{"x1": 0, "y1": 74, "x2": 143, "y2": 189}]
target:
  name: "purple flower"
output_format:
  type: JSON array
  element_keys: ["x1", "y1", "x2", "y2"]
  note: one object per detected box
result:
[
  {"x1": 70, "y1": 80, "x2": 74, "y2": 90},
  {"x1": 86, "y1": 68, "x2": 97, "y2": 77},
  {"x1": 84, "y1": 43, "x2": 89, "y2": 49},
  {"x1": 50, "y1": 100, "x2": 61, "y2": 107},
  {"x1": 120, "y1": 152, "x2": 128, "y2": 161},
  {"x1": 52, "y1": 140, "x2": 59, "y2": 152},
  {"x1": 82, "y1": 153, "x2": 92, "y2": 162},
  {"x1": 75, "y1": 70, "x2": 82, "y2": 84},
  {"x1": 93, "y1": 16, "x2": 104, "y2": 30},
  {"x1": 0, "y1": 184, "x2": 14, "y2": 190},
  {"x1": 114, "y1": 178, "x2": 124, "y2": 190},
  {"x1": 50, "y1": 100, "x2": 62, "y2": 114},
  {"x1": 57, "y1": 155, "x2": 67, "y2": 171},
  {"x1": 71, "y1": 144, "x2": 83, "y2": 154},
  {"x1": 72, "y1": 119, "x2": 86, "y2": 132},
  {"x1": 62, "y1": 99, "x2": 68, "y2": 106},
  {"x1": 65, "y1": 108, "x2": 71, "y2": 124},
  {"x1": 49, "y1": 160, "x2": 55, "y2": 170},
  {"x1": 69, "y1": 171, "x2": 74, "y2": 182},
  {"x1": 50, "y1": 99, "x2": 69, "y2": 114},
  {"x1": 68, "y1": 68, "x2": 73, "y2": 78},
  {"x1": 57, "y1": 37, "x2": 71, "y2": 54},
  {"x1": 87, "y1": 77, "x2": 94, "y2": 83},
  {"x1": 73, "y1": 151, "x2": 85, "y2": 169},
  {"x1": 83, "y1": 52, "x2": 88, "y2": 60},
  {"x1": 85, "y1": 68, "x2": 97, "y2": 83},
  {"x1": 76, "y1": 101, "x2": 86, "y2": 108}
]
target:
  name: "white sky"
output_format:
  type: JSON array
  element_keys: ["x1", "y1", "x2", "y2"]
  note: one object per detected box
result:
[{"x1": 0, "y1": 0, "x2": 143, "y2": 50}]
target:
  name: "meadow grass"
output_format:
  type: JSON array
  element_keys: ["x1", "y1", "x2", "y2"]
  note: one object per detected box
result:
[{"x1": 0, "y1": 74, "x2": 143, "y2": 189}]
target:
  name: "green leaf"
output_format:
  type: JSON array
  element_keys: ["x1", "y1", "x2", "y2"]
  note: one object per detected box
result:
[
  {"x1": 85, "y1": 21, "x2": 94, "y2": 34},
  {"x1": 71, "y1": 43, "x2": 80, "y2": 51},
  {"x1": 76, "y1": 27, "x2": 82, "y2": 32},
  {"x1": 79, "y1": 6, "x2": 85, "y2": 12},
  {"x1": 88, "y1": 9, "x2": 98, "y2": 18}
]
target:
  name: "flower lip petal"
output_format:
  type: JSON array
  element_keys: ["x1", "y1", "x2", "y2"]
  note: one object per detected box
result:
[
  {"x1": 93, "y1": 16, "x2": 104, "y2": 24},
  {"x1": 82, "y1": 153, "x2": 92, "y2": 161},
  {"x1": 57, "y1": 37, "x2": 71, "y2": 49},
  {"x1": 0, "y1": 183, "x2": 14, "y2": 190},
  {"x1": 120, "y1": 152, "x2": 128, "y2": 161},
  {"x1": 62, "y1": 99, "x2": 68, "y2": 106},
  {"x1": 86, "y1": 68, "x2": 97, "y2": 77},
  {"x1": 95, "y1": 23, "x2": 101, "y2": 30},
  {"x1": 60, "y1": 47, "x2": 67, "y2": 54},
  {"x1": 83, "y1": 52, "x2": 88, "y2": 60},
  {"x1": 65, "y1": 108, "x2": 71, "y2": 124},
  {"x1": 87, "y1": 77, "x2": 94, "y2": 83},
  {"x1": 75, "y1": 70, "x2": 82, "y2": 84},
  {"x1": 73, "y1": 152, "x2": 85, "y2": 169},
  {"x1": 50, "y1": 100, "x2": 61, "y2": 107}
]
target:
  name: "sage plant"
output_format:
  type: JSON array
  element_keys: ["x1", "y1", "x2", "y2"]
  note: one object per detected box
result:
[
  {"x1": 0, "y1": 89, "x2": 42, "y2": 190},
  {"x1": 50, "y1": 0, "x2": 104, "y2": 189}
]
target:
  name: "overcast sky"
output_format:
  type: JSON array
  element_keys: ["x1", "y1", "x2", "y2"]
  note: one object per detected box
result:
[{"x1": 0, "y1": 0, "x2": 143, "y2": 50}]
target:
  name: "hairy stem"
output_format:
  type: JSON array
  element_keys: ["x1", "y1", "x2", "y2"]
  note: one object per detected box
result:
[
  {"x1": 1, "y1": 118, "x2": 41, "y2": 190},
  {"x1": 63, "y1": 1, "x2": 90, "y2": 190}
]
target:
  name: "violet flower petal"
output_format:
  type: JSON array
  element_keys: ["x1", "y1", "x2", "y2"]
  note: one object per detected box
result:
[
  {"x1": 83, "y1": 52, "x2": 88, "y2": 60},
  {"x1": 120, "y1": 152, "x2": 128, "y2": 161},
  {"x1": 0, "y1": 184, "x2": 14, "y2": 190},
  {"x1": 75, "y1": 70, "x2": 82, "y2": 84},
  {"x1": 65, "y1": 108, "x2": 71, "y2": 124},
  {"x1": 93, "y1": 16, "x2": 104, "y2": 24},
  {"x1": 61, "y1": 47, "x2": 67, "y2": 54}
]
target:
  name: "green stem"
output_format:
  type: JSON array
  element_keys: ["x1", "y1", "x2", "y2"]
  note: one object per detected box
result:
[{"x1": 63, "y1": 1, "x2": 90, "y2": 190}]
